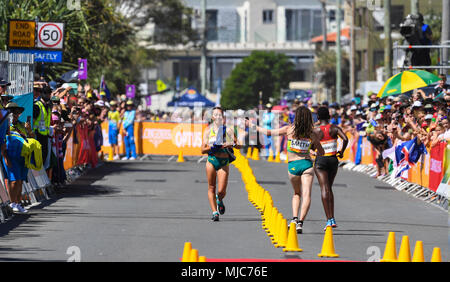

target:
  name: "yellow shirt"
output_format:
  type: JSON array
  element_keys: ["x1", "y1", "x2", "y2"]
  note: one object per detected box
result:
[{"x1": 108, "y1": 111, "x2": 121, "y2": 125}]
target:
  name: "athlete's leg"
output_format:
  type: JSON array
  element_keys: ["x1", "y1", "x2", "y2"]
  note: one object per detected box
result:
[
  {"x1": 206, "y1": 161, "x2": 218, "y2": 213},
  {"x1": 298, "y1": 167, "x2": 314, "y2": 222},
  {"x1": 314, "y1": 166, "x2": 332, "y2": 219},
  {"x1": 327, "y1": 165, "x2": 338, "y2": 219},
  {"x1": 288, "y1": 172, "x2": 301, "y2": 219},
  {"x1": 216, "y1": 165, "x2": 229, "y2": 201}
]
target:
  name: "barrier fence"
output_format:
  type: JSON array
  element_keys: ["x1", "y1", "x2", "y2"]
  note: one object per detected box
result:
[
  {"x1": 3, "y1": 121, "x2": 447, "y2": 222},
  {"x1": 338, "y1": 132, "x2": 448, "y2": 210}
]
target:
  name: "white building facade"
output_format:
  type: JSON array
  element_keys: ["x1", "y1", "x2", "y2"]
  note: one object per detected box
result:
[{"x1": 147, "y1": 0, "x2": 340, "y2": 94}]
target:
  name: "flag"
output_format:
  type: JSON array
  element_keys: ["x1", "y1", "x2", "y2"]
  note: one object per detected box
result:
[
  {"x1": 100, "y1": 75, "x2": 111, "y2": 101},
  {"x1": 156, "y1": 79, "x2": 168, "y2": 93},
  {"x1": 393, "y1": 137, "x2": 427, "y2": 179}
]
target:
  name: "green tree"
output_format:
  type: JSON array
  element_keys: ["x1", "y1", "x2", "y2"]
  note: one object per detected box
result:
[
  {"x1": 221, "y1": 51, "x2": 294, "y2": 110},
  {"x1": 0, "y1": 0, "x2": 196, "y2": 96},
  {"x1": 314, "y1": 49, "x2": 350, "y2": 101}
]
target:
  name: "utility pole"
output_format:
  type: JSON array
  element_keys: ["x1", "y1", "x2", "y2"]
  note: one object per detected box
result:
[
  {"x1": 320, "y1": 0, "x2": 328, "y2": 51},
  {"x1": 336, "y1": 0, "x2": 342, "y2": 103},
  {"x1": 384, "y1": 0, "x2": 392, "y2": 79},
  {"x1": 442, "y1": 0, "x2": 450, "y2": 74},
  {"x1": 349, "y1": 0, "x2": 356, "y2": 97},
  {"x1": 200, "y1": 0, "x2": 207, "y2": 95}
]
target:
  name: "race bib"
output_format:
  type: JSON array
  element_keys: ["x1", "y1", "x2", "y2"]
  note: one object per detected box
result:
[
  {"x1": 321, "y1": 140, "x2": 338, "y2": 155},
  {"x1": 288, "y1": 138, "x2": 311, "y2": 154}
]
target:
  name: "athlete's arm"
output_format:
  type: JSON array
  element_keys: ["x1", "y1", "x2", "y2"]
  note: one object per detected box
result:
[
  {"x1": 255, "y1": 124, "x2": 289, "y2": 136},
  {"x1": 311, "y1": 131, "x2": 325, "y2": 157},
  {"x1": 334, "y1": 125, "x2": 348, "y2": 158},
  {"x1": 201, "y1": 126, "x2": 212, "y2": 154}
]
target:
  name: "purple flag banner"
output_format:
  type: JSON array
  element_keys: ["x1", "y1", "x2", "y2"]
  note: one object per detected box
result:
[
  {"x1": 126, "y1": 84, "x2": 135, "y2": 99},
  {"x1": 78, "y1": 58, "x2": 87, "y2": 80},
  {"x1": 146, "y1": 96, "x2": 151, "y2": 106}
]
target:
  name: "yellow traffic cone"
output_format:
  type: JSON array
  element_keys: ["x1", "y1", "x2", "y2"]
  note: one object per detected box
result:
[
  {"x1": 275, "y1": 218, "x2": 288, "y2": 248},
  {"x1": 177, "y1": 150, "x2": 185, "y2": 162},
  {"x1": 189, "y1": 249, "x2": 199, "y2": 262},
  {"x1": 285, "y1": 153, "x2": 288, "y2": 163},
  {"x1": 412, "y1": 241, "x2": 424, "y2": 262},
  {"x1": 108, "y1": 147, "x2": 114, "y2": 161},
  {"x1": 430, "y1": 247, "x2": 442, "y2": 262},
  {"x1": 283, "y1": 222, "x2": 303, "y2": 252},
  {"x1": 318, "y1": 226, "x2": 339, "y2": 258},
  {"x1": 271, "y1": 213, "x2": 283, "y2": 245},
  {"x1": 252, "y1": 147, "x2": 260, "y2": 160},
  {"x1": 397, "y1": 236, "x2": 411, "y2": 262},
  {"x1": 267, "y1": 149, "x2": 274, "y2": 162},
  {"x1": 181, "y1": 242, "x2": 192, "y2": 262},
  {"x1": 246, "y1": 147, "x2": 253, "y2": 158},
  {"x1": 198, "y1": 256, "x2": 207, "y2": 262},
  {"x1": 380, "y1": 232, "x2": 397, "y2": 262},
  {"x1": 274, "y1": 151, "x2": 281, "y2": 163},
  {"x1": 271, "y1": 213, "x2": 282, "y2": 240}
]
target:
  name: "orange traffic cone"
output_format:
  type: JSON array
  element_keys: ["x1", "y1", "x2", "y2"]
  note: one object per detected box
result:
[
  {"x1": 177, "y1": 150, "x2": 185, "y2": 162},
  {"x1": 397, "y1": 236, "x2": 411, "y2": 262},
  {"x1": 252, "y1": 147, "x2": 260, "y2": 160},
  {"x1": 267, "y1": 149, "x2": 274, "y2": 162},
  {"x1": 318, "y1": 226, "x2": 339, "y2": 258},
  {"x1": 271, "y1": 213, "x2": 283, "y2": 244},
  {"x1": 274, "y1": 218, "x2": 288, "y2": 248},
  {"x1": 274, "y1": 151, "x2": 281, "y2": 163},
  {"x1": 412, "y1": 241, "x2": 424, "y2": 262},
  {"x1": 181, "y1": 242, "x2": 192, "y2": 262},
  {"x1": 282, "y1": 222, "x2": 303, "y2": 252},
  {"x1": 380, "y1": 232, "x2": 397, "y2": 262},
  {"x1": 246, "y1": 147, "x2": 253, "y2": 158},
  {"x1": 430, "y1": 247, "x2": 442, "y2": 262},
  {"x1": 189, "y1": 249, "x2": 199, "y2": 262}
]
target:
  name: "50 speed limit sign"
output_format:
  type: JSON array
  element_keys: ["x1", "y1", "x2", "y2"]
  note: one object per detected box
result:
[{"x1": 37, "y1": 22, "x2": 64, "y2": 50}]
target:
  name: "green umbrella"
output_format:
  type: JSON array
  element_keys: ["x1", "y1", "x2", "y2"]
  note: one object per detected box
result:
[{"x1": 377, "y1": 70, "x2": 441, "y2": 98}]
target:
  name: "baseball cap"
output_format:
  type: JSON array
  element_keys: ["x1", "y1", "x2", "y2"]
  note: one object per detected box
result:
[
  {"x1": 0, "y1": 78, "x2": 11, "y2": 86},
  {"x1": 425, "y1": 114, "x2": 433, "y2": 120},
  {"x1": 350, "y1": 105, "x2": 357, "y2": 111},
  {"x1": 412, "y1": 101, "x2": 422, "y2": 108}
]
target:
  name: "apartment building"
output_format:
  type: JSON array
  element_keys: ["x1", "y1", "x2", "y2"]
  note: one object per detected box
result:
[{"x1": 147, "y1": 0, "x2": 343, "y2": 94}]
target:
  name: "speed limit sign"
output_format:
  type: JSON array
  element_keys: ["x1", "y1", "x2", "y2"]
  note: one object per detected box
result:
[{"x1": 37, "y1": 22, "x2": 64, "y2": 50}]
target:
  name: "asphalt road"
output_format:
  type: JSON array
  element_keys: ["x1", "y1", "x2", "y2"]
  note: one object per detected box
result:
[{"x1": 0, "y1": 156, "x2": 447, "y2": 262}]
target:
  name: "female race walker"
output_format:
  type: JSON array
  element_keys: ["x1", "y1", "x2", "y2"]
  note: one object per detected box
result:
[
  {"x1": 201, "y1": 107, "x2": 241, "y2": 222},
  {"x1": 313, "y1": 107, "x2": 348, "y2": 231},
  {"x1": 249, "y1": 106, "x2": 324, "y2": 233}
]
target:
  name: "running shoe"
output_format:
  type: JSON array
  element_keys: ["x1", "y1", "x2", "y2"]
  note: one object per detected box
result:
[
  {"x1": 330, "y1": 218, "x2": 337, "y2": 228},
  {"x1": 211, "y1": 211, "x2": 219, "y2": 222},
  {"x1": 13, "y1": 204, "x2": 28, "y2": 214},
  {"x1": 216, "y1": 195, "x2": 225, "y2": 215},
  {"x1": 129, "y1": 157, "x2": 136, "y2": 161},
  {"x1": 290, "y1": 218, "x2": 303, "y2": 234},
  {"x1": 324, "y1": 219, "x2": 332, "y2": 231}
]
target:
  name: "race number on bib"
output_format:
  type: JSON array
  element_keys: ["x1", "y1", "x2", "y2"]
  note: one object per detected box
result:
[
  {"x1": 288, "y1": 139, "x2": 311, "y2": 154},
  {"x1": 321, "y1": 140, "x2": 338, "y2": 155}
]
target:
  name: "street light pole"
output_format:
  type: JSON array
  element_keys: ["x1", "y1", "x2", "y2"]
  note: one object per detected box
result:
[
  {"x1": 384, "y1": 0, "x2": 392, "y2": 79},
  {"x1": 336, "y1": 0, "x2": 342, "y2": 103},
  {"x1": 200, "y1": 0, "x2": 207, "y2": 95}
]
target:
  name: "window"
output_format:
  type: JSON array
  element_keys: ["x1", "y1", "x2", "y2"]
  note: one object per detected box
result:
[
  {"x1": 263, "y1": 10, "x2": 274, "y2": 24},
  {"x1": 206, "y1": 10, "x2": 218, "y2": 41},
  {"x1": 286, "y1": 9, "x2": 322, "y2": 41}
]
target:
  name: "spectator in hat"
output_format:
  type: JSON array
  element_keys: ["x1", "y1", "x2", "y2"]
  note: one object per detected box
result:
[
  {"x1": 262, "y1": 103, "x2": 275, "y2": 159},
  {"x1": 0, "y1": 78, "x2": 12, "y2": 109},
  {"x1": 122, "y1": 100, "x2": 137, "y2": 160},
  {"x1": 4, "y1": 102, "x2": 29, "y2": 214}
]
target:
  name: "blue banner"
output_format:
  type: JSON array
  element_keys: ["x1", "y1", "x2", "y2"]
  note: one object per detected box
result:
[
  {"x1": 11, "y1": 92, "x2": 34, "y2": 124},
  {"x1": 10, "y1": 49, "x2": 63, "y2": 63}
]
